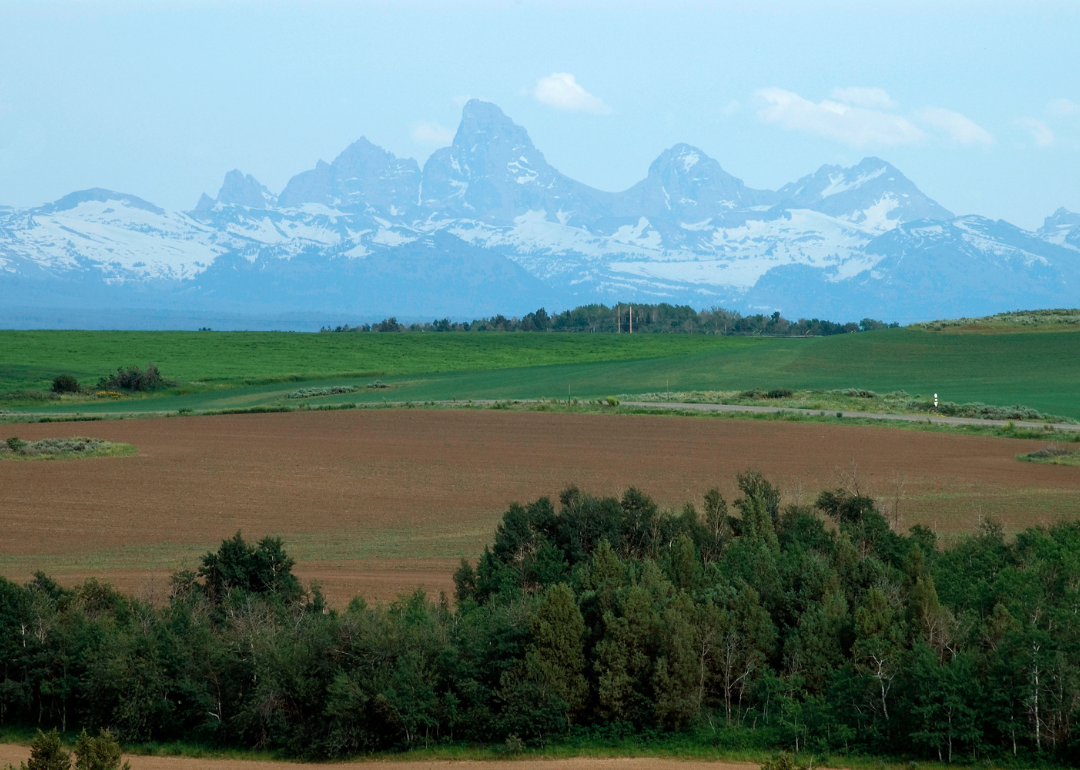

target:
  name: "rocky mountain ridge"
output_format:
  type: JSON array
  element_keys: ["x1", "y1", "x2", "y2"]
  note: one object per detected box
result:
[{"x1": 1, "y1": 99, "x2": 1077, "y2": 328}]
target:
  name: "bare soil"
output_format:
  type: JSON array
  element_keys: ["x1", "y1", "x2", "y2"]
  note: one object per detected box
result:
[
  {"x1": 2, "y1": 409, "x2": 1077, "y2": 605},
  {"x1": 0, "y1": 745, "x2": 757, "y2": 770}
]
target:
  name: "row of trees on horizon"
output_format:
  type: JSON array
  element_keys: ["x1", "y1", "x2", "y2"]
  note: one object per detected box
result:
[
  {"x1": 320, "y1": 304, "x2": 899, "y2": 336},
  {"x1": 1, "y1": 474, "x2": 1077, "y2": 762}
]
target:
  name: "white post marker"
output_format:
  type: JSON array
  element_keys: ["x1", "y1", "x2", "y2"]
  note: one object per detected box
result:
[{"x1": 934, "y1": 393, "x2": 938, "y2": 409}]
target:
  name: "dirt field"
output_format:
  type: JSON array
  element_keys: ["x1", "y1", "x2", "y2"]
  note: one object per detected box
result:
[
  {"x1": 0, "y1": 744, "x2": 757, "y2": 770},
  {"x1": 2, "y1": 409, "x2": 1078, "y2": 605}
]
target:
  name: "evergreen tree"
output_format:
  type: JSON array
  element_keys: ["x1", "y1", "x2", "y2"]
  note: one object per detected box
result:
[
  {"x1": 524, "y1": 584, "x2": 588, "y2": 721},
  {"x1": 74, "y1": 730, "x2": 129, "y2": 770},
  {"x1": 25, "y1": 730, "x2": 70, "y2": 770}
]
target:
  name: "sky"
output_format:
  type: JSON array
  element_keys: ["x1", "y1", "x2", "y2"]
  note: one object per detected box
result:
[{"x1": 0, "y1": 1, "x2": 1078, "y2": 230}]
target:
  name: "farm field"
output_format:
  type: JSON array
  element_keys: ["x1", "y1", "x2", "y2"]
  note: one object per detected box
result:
[
  {"x1": 0, "y1": 745, "x2": 758, "y2": 770},
  {"x1": 3, "y1": 327, "x2": 1080, "y2": 419},
  {"x1": 2, "y1": 408, "x2": 1077, "y2": 606}
]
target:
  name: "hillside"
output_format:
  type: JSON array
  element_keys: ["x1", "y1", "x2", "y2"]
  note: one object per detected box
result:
[{"x1": 3, "y1": 325, "x2": 1079, "y2": 420}]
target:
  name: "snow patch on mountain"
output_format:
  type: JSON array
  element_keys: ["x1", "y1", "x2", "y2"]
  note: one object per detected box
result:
[
  {"x1": 820, "y1": 166, "x2": 887, "y2": 198},
  {"x1": 1, "y1": 195, "x2": 224, "y2": 280},
  {"x1": 3, "y1": 100, "x2": 1077, "y2": 325}
]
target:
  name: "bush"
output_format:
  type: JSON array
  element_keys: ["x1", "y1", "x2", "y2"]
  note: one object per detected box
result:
[
  {"x1": 97, "y1": 364, "x2": 173, "y2": 392},
  {"x1": 839, "y1": 388, "x2": 878, "y2": 398},
  {"x1": 605, "y1": 396, "x2": 620, "y2": 406},
  {"x1": 761, "y1": 753, "x2": 809, "y2": 770},
  {"x1": 74, "y1": 729, "x2": 129, "y2": 770},
  {"x1": 51, "y1": 375, "x2": 80, "y2": 393},
  {"x1": 1, "y1": 437, "x2": 119, "y2": 458},
  {"x1": 765, "y1": 388, "x2": 793, "y2": 399},
  {"x1": 21, "y1": 729, "x2": 71, "y2": 770},
  {"x1": 1, "y1": 390, "x2": 60, "y2": 402},
  {"x1": 285, "y1": 385, "x2": 358, "y2": 399}
]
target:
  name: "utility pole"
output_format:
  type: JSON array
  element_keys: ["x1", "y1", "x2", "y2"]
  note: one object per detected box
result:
[
  {"x1": 629, "y1": 305, "x2": 633, "y2": 334},
  {"x1": 617, "y1": 305, "x2": 621, "y2": 333}
]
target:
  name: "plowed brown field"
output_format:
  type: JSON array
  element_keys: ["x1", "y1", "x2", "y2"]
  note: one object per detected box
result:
[{"x1": 2, "y1": 409, "x2": 1078, "y2": 605}]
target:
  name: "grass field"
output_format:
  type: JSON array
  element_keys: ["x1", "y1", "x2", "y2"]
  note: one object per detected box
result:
[{"x1": 2, "y1": 326, "x2": 1080, "y2": 419}]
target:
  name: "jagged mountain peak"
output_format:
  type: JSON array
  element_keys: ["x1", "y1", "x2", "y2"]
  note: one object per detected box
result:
[
  {"x1": 447, "y1": 100, "x2": 547, "y2": 178},
  {"x1": 652, "y1": 144, "x2": 710, "y2": 174},
  {"x1": 1041, "y1": 207, "x2": 1080, "y2": 230},
  {"x1": 458, "y1": 99, "x2": 517, "y2": 130},
  {"x1": 217, "y1": 170, "x2": 276, "y2": 209},
  {"x1": 1039, "y1": 206, "x2": 1080, "y2": 249},
  {"x1": 420, "y1": 100, "x2": 609, "y2": 225},
  {"x1": 777, "y1": 156, "x2": 953, "y2": 230},
  {"x1": 781, "y1": 157, "x2": 898, "y2": 200},
  {"x1": 615, "y1": 144, "x2": 776, "y2": 221},
  {"x1": 276, "y1": 136, "x2": 420, "y2": 214},
  {"x1": 330, "y1": 137, "x2": 413, "y2": 175}
]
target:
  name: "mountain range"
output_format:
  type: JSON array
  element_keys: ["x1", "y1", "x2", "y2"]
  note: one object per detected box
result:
[{"x1": 2, "y1": 99, "x2": 1078, "y2": 329}]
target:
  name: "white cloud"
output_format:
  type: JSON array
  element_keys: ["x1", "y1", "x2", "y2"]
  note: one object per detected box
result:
[
  {"x1": 830, "y1": 86, "x2": 897, "y2": 110},
  {"x1": 411, "y1": 121, "x2": 454, "y2": 145},
  {"x1": 722, "y1": 99, "x2": 741, "y2": 116},
  {"x1": 1048, "y1": 98, "x2": 1077, "y2": 116},
  {"x1": 532, "y1": 73, "x2": 610, "y2": 114},
  {"x1": 920, "y1": 107, "x2": 993, "y2": 145},
  {"x1": 1020, "y1": 118, "x2": 1054, "y2": 147},
  {"x1": 755, "y1": 87, "x2": 923, "y2": 146}
]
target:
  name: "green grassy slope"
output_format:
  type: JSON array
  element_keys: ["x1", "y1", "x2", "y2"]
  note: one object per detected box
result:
[
  {"x1": 3, "y1": 327, "x2": 1078, "y2": 419},
  {"x1": 0, "y1": 330, "x2": 746, "y2": 390},
  {"x1": 349, "y1": 327, "x2": 1080, "y2": 418}
]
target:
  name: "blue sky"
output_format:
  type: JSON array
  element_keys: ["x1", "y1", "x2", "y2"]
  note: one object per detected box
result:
[{"x1": 1, "y1": 1, "x2": 1077, "y2": 229}]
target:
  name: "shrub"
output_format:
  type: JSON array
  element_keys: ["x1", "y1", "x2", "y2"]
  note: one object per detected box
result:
[
  {"x1": 2, "y1": 390, "x2": 60, "y2": 402},
  {"x1": 74, "y1": 729, "x2": 129, "y2": 770},
  {"x1": 97, "y1": 364, "x2": 173, "y2": 392},
  {"x1": 23, "y1": 729, "x2": 71, "y2": 770},
  {"x1": 1, "y1": 437, "x2": 118, "y2": 458},
  {"x1": 1025, "y1": 444, "x2": 1073, "y2": 459},
  {"x1": 285, "y1": 385, "x2": 358, "y2": 399},
  {"x1": 839, "y1": 388, "x2": 878, "y2": 398},
  {"x1": 605, "y1": 396, "x2": 620, "y2": 406},
  {"x1": 765, "y1": 388, "x2": 793, "y2": 399},
  {"x1": 761, "y1": 753, "x2": 809, "y2": 770},
  {"x1": 52, "y1": 375, "x2": 80, "y2": 393}
]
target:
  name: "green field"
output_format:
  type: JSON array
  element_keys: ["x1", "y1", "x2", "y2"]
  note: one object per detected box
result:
[{"x1": 2, "y1": 327, "x2": 1079, "y2": 419}]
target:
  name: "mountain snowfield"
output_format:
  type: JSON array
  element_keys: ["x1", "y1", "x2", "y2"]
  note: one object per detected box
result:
[{"x1": 2, "y1": 100, "x2": 1078, "y2": 328}]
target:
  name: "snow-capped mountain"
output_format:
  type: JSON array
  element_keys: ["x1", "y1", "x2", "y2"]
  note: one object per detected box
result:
[
  {"x1": 1039, "y1": 207, "x2": 1080, "y2": 252},
  {"x1": 2, "y1": 99, "x2": 1077, "y2": 328}
]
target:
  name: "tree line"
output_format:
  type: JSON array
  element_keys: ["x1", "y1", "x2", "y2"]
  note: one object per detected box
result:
[
  {"x1": 320, "y1": 304, "x2": 898, "y2": 336},
  {"x1": 1, "y1": 475, "x2": 1078, "y2": 764}
]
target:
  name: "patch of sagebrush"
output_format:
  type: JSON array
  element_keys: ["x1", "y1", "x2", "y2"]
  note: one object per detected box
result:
[
  {"x1": 285, "y1": 385, "x2": 359, "y2": 399},
  {"x1": 0, "y1": 436, "x2": 133, "y2": 459},
  {"x1": 1020, "y1": 444, "x2": 1080, "y2": 466}
]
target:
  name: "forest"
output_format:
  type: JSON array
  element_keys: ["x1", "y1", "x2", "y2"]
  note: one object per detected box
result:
[
  {"x1": 1, "y1": 474, "x2": 1078, "y2": 764},
  {"x1": 321, "y1": 304, "x2": 898, "y2": 336}
]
